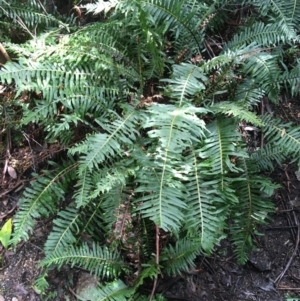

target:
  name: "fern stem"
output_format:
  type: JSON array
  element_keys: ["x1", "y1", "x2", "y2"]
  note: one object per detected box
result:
[
  {"x1": 136, "y1": 35, "x2": 144, "y2": 93},
  {"x1": 150, "y1": 224, "x2": 160, "y2": 301}
]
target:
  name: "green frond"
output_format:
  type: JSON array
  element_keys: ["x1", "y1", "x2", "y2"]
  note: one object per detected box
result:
[
  {"x1": 77, "y1": 279, "x2": 134, "y2": 301},
  {"x1": 43, "y1": 206, "x2": 80, "y2": 256},
  {"x1": 250, "y1": 145, "x2": 288, "y2": 171},
  {"x1": 136, "y1": 170, "x2": 186, "y2": 232},
  {"x1": 230, "y1": 157, "x2": 278, "y2": 264},
  {"x1": 70, "y1": 106, "x2": 142, "y2": 174},
  {"x1": 34, "y1": 272, "x2": 49, "y2": 293},
  {"x1": 140, "y1": 0, "x2": 204, "y2": 52},
  {"x1": 90, "y1": 164, "x2": 131, "y2": 197},
  {"x1": 262, "y1": 114, "x2": 300, "y2": 158},
  {"x1": 280, "y1": 63, "x2": 300, "y2": 96},
  {"x1": 253, "y1": 0, "x2": 300, "y2": 27},
  {"x1": 224, "y1": 21, "x2": 298, "y2": 50},
  {"x1": 233, "y1": 80, "x2": 265, "y2": 107},
  {"x1": 162, "y1": 63, "x2": 208, "y2": 102},
  {"x1": 135, "y1": 104, "x2": 208, "y2": 231},
  {"x1": 83, "y1": 0, "x2": 120, "y2": 15},
  {"x1": 242, "y1": 51, "x2": 281, "y2": 102},
  {"x1": 210, "y1": 101, "x2": 263, "y2": 126},
  {"x1": 40, "y1": 242, "x2": 127, "y2": 279},
  {"x1": 78, "y1": 183, "x2": 127, "y2": 239},
  {"x1": 134, "y1": 259, "x2": 160, "y2": 288},
  {"x1": 199, "y1": 118, "x2": 248, "y2": 176},
  {"x1": 162, "y1": 238, "x2": 201, "y2": 275},
  {"x1": 183, "y1": 153, "x2": 229, "y2": 252},
  {"x1": 0, "y1": 61, "x2": 94, "y2": 102},
  {"x1": 0, "y1": 0, "x2": 62, "y2": 28},
  {"x1": 11, "y1": 162, "x2": 76, "y2": 245},
  {"x1": 73, "y1": 169, "x2": 94, "y2": 208}
]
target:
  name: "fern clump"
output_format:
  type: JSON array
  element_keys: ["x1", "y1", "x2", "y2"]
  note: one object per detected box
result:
[{"x1": 1, "y1": 0, "x2": 300, "y2": 299}]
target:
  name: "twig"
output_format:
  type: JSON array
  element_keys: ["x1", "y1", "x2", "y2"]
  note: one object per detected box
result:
[
  {"x1": 277, "y1": 287, "x2": 300, "y2": 291},
  {"x1": 16, "y1": 16, "x2": 35, "y2": 39},
  {"x1": 274, "y1": 210, "x2": 300, "y2": 286},
  {"x1": 150, "y1": 224, "x2": 160, "y2": 301},
  {"x1": 0, "y1": 204, "x2": 17, "y2": 221},
  {"x1": 2, "y1": 126, "x2": 11, "y2": 183},
  {"x1": 36, "y1": 0, "x2": 48, "y2": 15},
  {"x1": 0, "y1": 43, "x2": 11, "y2": 63}
]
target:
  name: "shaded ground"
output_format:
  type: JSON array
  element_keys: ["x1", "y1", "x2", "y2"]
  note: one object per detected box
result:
[{"x1": 1, "y1": 96, "x2": 300, "y2": 301}]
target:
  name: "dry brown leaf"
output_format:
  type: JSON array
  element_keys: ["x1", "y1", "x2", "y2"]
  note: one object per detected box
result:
[{"x1": 7, "y1": 166, "x2": 17, "y2": 179}]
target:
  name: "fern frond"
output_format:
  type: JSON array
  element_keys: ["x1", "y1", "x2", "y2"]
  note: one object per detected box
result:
[
  {"x1": 250, "y1": 145, "x2": 288, "y2": 171},
  {"x1": 183, "y1": 152, "x2": 229, "y2": 252},
  {"x1": 199, "y1": 118, "x2": 248, "y2": 176},
  {"x1": 70, "y1": 106, "x2": 142, "y2": 174},
  {"x1": 233, "y1": 80, "x2": 265, "y2": 107},
  {"x1": 140, "y1": 0, "x2": 204, "y2": 52},
  {"x1": 280, "y1": 62, "x2": 300, "y2": 96},
  {"x1": 162, "y1": 238, "x2": 201, "y2": 275},
  {"x1": 262, "y1": 114, "x2": 300, "y2": 158},
  {"x1": 43, "y1": 206, "x2": 80, "y2": 256},
  {"x1": 253, "y1": 0, "x2": 300, "y2": 27},
  {"x1": 230, "y1": 157, "x2": 277, "y2": 264},
  {"x1": 162, "y1": 63, "x2": 208, "y2": 102},
  {"x1": 210, "y1": 101, "x2": 263, "y2": 126},
  {"x1": 11, "y1": 162, "x2": 76, "y2": 244},
  {"x1": 242, "y1": 51, "x2": 281, "y2": 102},
  {"x1": 0, "y1": 61, "x2": 94, "y2": 102},
  {"x1": 77, "y1": 279, "x2": 134, "y2": 301},
  {"x1": 224, "y1": 21, "x2": 297, "y2": 50},
  {"x1": 77, "y1": 183, "x2": 127, "y2": 241},
  {"x1": 136, "y1": 103, "x2": 208, "y2": 231},
  {"x1": 40, "y1": 242, "x2": 127, "y2": 279},
  {"x1": 0, "y1": 0, "x2": 61, "y2": 28},
  {"x1": 83, "y1": 0, "x2": 120, "y2": 15}
]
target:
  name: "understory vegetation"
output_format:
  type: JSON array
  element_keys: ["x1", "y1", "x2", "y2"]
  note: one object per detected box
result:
[{"x1": 1, "y1": 0, "x2": 300, "y2": 299}]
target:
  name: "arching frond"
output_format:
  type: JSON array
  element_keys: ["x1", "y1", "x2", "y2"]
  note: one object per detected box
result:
[
  {"x1": 210, "y1": 101, "x2": 263, "y2": 126},
  {"x1": 77, "y1": 279, "x2": 134, "y2": 301},
  {"x1": 11, "y1": 162, "x2": 76, "y2": 244},
  {"x1": 230, "y1": 157, "x2": 278, "y2": 264},
  {"x1": 43, "y1": 206, "x2": 80, "y2": 256},
  {"x1": 162, "y1": 238, "x2": 202, "y2": 275},
  {"x1": 136, "y1": 103, "x2": 208, "y2": 231},
  {"x1": 199, "y1": 118, "x2": 248, "y2": 176},
  {"x1": 40, "y1": 243, "x2": 126, "y2": 279},
  {"x1": 262, "y1": 114, "x2": 300, "y2": 158}
]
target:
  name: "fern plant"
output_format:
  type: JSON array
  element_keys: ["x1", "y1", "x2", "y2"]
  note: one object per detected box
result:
[{"x1": 1, "y1": 0, "x2": 300, "y2": 299}]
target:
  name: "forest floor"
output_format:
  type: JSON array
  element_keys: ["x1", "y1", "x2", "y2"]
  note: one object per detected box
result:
[{"x1": 1, "y1": 96, "x2": 300, "y2": 301}]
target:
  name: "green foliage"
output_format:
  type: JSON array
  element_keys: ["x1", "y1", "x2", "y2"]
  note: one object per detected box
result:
[
  {"x1": 0, "y1": 218, "x2": 12, "y2": 249},
  {"x1": 1, "y1": 0, "x2": 300, "y2": 299}
]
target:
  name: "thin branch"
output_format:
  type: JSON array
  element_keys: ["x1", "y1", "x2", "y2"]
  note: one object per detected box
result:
[
  {"x1": 150, "y1": 224, "x2": 160, "y2": 301},
  {"x1": 275, "y1": 210, "x2": 300, "y2": 286},
  {"x1": 0, "y1": 43, "x2": 11, "y2": 63}
]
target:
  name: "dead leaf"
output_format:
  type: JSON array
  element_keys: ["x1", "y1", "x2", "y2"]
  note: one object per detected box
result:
[{"x1": 7, "y1": 166, "x2": 17, "y2": 179}]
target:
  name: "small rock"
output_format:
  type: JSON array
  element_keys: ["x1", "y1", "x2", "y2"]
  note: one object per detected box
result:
[
  {"x1": 12, "y1": 297, "x2": 18, "y2": 301},
  {"x1": 248, "y1": 248, "x2": 272, "y2": 272},
  {"x1": 0, "y1": 295, "x2": 4, "y2": 301},
  {"x1": 75, "y1": 272, "x2": 99, "y2": 299}
]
